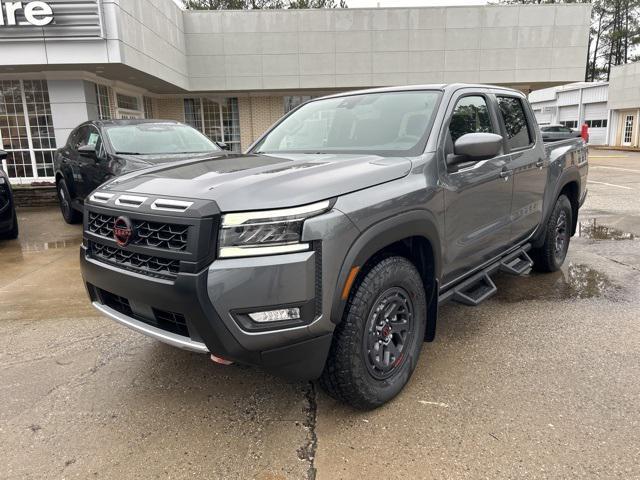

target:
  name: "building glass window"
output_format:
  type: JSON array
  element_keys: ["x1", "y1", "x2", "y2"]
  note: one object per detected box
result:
[
  {"x1": 183, "y1": 97, "x2": 240, "y2": 152},
  {"x1": 0, "y1": 80, "x2": 56, "y2": 181},
  {"x1": 95, "y1": 84, "x2": 112, "y2": 120},
  {"x1": 560, "y1": 120, "x2": 578, "y2": 129},
  {"x1": 284, "y1": 96, "x2": 315, "y2": 113},
  {"x1": 585, "y1": 119, "x2": 607, "y2": 128},
  {"x1": 143, "y1": 96, "x2": 155, "y2": 119},
  {"x1": 116, "y1": 93, "x2": 140, "y2": 111}
]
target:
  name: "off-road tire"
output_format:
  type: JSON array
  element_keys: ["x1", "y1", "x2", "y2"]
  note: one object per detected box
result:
[
  {"x1": 57, "y1": 179, "x2": 82, "y2": 224},
  {"x1": 531, "y1": 194, "x2": 572, "y2": 273},
  {"x1": 320, "y1": 256, "x2": 427, "y2": 410}
]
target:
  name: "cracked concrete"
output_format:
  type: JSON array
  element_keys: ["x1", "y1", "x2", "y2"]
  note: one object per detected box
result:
[{"x1": 2, "y1": 149, "x2": 640, "y2": 478}]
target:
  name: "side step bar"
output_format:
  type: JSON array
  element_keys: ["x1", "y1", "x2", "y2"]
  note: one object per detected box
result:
[
  {"x1": 499, "y1": 249, "x2": 533, "y2": 275},
  {"x1": 451, "y1": 273, "x2": 497, "y2": 306},
  {"x1": 439, "y1": 245, "x2": 532, "y2": 307}
]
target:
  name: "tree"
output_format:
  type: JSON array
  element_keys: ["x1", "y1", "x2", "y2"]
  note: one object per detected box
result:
[{"x1": 183, "y1": 0, "x2": 347, "y2": 9}]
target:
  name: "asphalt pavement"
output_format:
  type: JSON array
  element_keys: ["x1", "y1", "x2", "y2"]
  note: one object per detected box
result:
[{"x1": 1, "y1": 148, "x2": 639, "y2": 479}]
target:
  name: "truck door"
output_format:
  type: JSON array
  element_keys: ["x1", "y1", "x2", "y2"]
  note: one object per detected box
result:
[
  {"x1": 440, "y1": 91, "x2": 514, "y2": 284},
  {"x1": 495, "y1": 95, "x2": 547, "y2": 242}
]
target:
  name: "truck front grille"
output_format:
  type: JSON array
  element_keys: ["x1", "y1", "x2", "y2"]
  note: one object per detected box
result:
[
  {"x1": 88, "y1": 212, "x2": 189, "y2": 251},
  {"x1": 98, "y1": 288, "x2": 189, "y2": 337},
  {"x1": 89, "y1": 241, "x2": 180, "y2": 279}
]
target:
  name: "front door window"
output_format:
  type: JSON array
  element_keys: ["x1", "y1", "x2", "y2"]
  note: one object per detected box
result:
[{"x1": 622, "y1": 114, "x2": 634, "y2": 146}]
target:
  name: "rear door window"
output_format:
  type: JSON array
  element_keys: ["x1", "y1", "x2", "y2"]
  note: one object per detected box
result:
[
  {"x1": 497, "y1": 96, "x2": 533, "y2": 150},
  {"x1": 448, "y1": 95, "x2": 494, "y2": 142}
]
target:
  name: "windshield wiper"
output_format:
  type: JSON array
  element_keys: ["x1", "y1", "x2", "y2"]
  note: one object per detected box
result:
[{"x1": 115, "y1": 151, "x2": 143, "y2": 155}]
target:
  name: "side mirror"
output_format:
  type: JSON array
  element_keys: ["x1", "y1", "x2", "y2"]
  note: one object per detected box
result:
[
  {"x1": 215, "y1": 141, "x2": 230, "y2": 151},
  {"x1": 0, "y1": 150, "x2": 7, "y2": 161},
  {"x1": 453, "y1": 133, "x2": 503, "y2": 161},
  {"x1": 78, "y1": 144, "x2": 97, "y2": 158}
]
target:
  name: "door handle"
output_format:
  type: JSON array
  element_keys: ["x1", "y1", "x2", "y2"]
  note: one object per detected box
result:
[
  {"x1": 535, "y1": 159, "x2": 544, "y2": 169},
  {"x1": 499, "y1": 170, "x2": 512, "y2": 181}
]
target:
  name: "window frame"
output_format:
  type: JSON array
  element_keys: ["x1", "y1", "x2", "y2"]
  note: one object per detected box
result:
[
  {"x1": 437, "y1": 90, "x2": 505, "y2": 160},
  {"x1": 495, "y1": 94, "x2": 536, "y2": 153},
  {"x1": 0, "y1": 79, "x2": 57, "y2": 182},
  {"x1": 183, "y1": 97, "x2": 241, "y2": 152},
  {"x1": 447, "y1": 93, "x2": 498, "y2": 144},
  {"x1": 114, "y1": 88, "x2": 144, "y2": 119}
]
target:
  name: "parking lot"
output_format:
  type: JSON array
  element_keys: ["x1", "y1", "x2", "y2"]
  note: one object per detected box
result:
[{"x1": 1, "y1": 149, "x2": 639, "y2": 479}]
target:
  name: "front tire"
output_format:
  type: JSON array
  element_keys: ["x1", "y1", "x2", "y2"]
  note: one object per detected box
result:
[
  {"x1": 0, "y1": 213, "x2": 18, "y2": 240},
  {"x1": 57, "y1": 179, "x2": 82, "y2": 224},
  {"x1": 531, "y1": 194, "x2": 573, "y2": 272},
  {"x1": 320, "y1": 256, "x2": 427, "y2": 410}
]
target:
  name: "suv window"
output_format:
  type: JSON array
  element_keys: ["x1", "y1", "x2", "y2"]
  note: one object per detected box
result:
[
  {"x1": 449, "y1": 95, "x2": 494, "y2": 142},
  {"x1": 75, "y1": 126, "x2": 102, "y2": 151},
  {"x1": 497, "y1": 96, "x2": 532, "y2": 150},
  {"x1": 73, "y1": 126, "x2": 89, "y2": 150}
]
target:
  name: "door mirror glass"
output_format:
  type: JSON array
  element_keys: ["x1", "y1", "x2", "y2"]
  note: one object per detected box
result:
[
  {"x1": 453, "y1": 132, "x2": 503, "y2": 161},
  {"x1": 0, "y1": 149, "x2": 7, "y2": 161},
  {"x1": 215, "y1": 141, "x2": 230, "y2": 151}
]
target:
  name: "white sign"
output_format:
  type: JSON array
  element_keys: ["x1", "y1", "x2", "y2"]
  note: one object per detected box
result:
[{"x1": 0, "y1": 1, "x2": 53, "y2": 27}]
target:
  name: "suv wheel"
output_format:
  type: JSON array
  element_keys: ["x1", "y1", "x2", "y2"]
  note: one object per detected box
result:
[
  {"x1": 320, "y1": 256, "x2": 427, "y2": 410},
  {"x1": 0, "y1": 214, "x2": 18, "y2": 240},
  {"x1": 57, "y1": 179, "x2": 82, "y2": 224},
  {"x1": 531, "y1": 194, "x2": 573, "y2": 272}
]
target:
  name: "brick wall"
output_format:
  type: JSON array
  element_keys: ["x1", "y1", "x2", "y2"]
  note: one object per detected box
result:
[
  {"x1": 238, "y1": 96, "x2": 284, "y2": 151},
  {"x1": 13, "y1": 186, "x2": 58, "y2": 207},
  {"x1": 156, "y1": 98, "x2": 185, "y2": 122}
]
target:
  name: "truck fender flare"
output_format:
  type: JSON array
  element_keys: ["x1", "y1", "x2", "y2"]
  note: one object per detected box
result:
[
  {"x1": 330, "y1": 210, "x2": 442, "y2": 324},
  {"x1": 533, "y1": 167, "x2": 581, "y2": 247}
]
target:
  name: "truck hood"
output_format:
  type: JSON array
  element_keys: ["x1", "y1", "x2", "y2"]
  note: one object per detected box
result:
[{"x1": 102, "y1": 153, "x2": 412, "y2": 211}]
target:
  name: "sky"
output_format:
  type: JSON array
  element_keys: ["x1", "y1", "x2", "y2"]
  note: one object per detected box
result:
[{"x1": 347, "y1": 0, "x2": 488, "y2": 6}]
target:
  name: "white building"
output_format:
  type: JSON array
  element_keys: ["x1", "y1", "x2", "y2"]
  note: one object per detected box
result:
[
  {"x1": 529, "y1": 82, "x2": 609, "y2": 145},
  {"x1": 0, "y1": 1, "x2": 592, "y2": 183},
  {"x1": 608, "y1": 62, "x2": 640, "y2": 148}
]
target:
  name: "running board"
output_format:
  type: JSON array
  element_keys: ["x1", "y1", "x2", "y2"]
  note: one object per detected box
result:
[
  {"x1": 499, "y1": 249, "x2": 533, "y2": 275},
  {"x1": 451, "y1": 273, "x2": 497, "y2": 306},
  {"x1": 439, "y1": 245, "x2": 532, "y2": 307}
]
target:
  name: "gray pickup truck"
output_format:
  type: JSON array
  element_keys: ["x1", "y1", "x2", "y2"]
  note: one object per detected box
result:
[{"x1": 80, "y1": 84, "x2": 588, "y2": 409}]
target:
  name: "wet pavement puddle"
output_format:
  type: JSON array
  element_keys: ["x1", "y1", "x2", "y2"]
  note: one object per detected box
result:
[
  {"x1": 0, "y1": 237, "x2": 81, "y2": 255},
  {"x1": 494, "y1": 263, "x2": 621, "y2": 302},
  {"x1": 578, "y1": 219, "x2": 636, "y2": 241}
]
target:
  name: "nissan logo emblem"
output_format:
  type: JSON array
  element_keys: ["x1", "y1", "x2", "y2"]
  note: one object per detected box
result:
[{"x1": 113, "y1": 216, "x2": 134, "y2": 247}]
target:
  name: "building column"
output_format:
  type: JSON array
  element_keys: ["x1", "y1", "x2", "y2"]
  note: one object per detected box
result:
[
  {"x1": 238, "y1": 96, "x2": 285, "y2": 152},
  {"x1": 47, "y1": 80, "x2": 99, "y2": 148}
]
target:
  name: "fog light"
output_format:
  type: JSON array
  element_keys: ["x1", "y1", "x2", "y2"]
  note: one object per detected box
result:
[{"x1": 248, "y1": 308, "x2": 301, "y2": 323}]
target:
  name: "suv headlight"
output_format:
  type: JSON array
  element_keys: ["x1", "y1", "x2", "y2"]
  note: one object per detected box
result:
[{"x1": 218, "y1": 200, "x2": 331, "y2": 258}]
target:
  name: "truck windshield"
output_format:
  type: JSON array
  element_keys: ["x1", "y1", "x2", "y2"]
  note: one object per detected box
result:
[
  {"x1": 253, "y1": 90, "x2": 441, "y2": 156},
  {"x1": 105, "y1": 123, "x2": 220, "y2": 155}
]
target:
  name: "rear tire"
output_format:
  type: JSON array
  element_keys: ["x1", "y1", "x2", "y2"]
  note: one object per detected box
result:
[
  {"x1": 320, "y1": 256, "x2": 427, "y2": 410},
  {"x1": 57, "y1": 179, "x2": 82, "y2": 224},
  {"x1": 531, "y1": 194, "x2": 572, "y2": 273}
]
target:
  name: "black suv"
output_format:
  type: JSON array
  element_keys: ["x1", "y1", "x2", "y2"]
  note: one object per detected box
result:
[
  {"x1": 0, "y1": 151, "x2": 18, "y2": 240},
  {"x1": 53, "y1": 120, "x2": 226, "y2": 224}
]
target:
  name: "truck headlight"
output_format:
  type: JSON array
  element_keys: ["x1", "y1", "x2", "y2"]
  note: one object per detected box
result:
[{"x1": 218, "y1": 200, "x2": 331, "y2": 258}]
